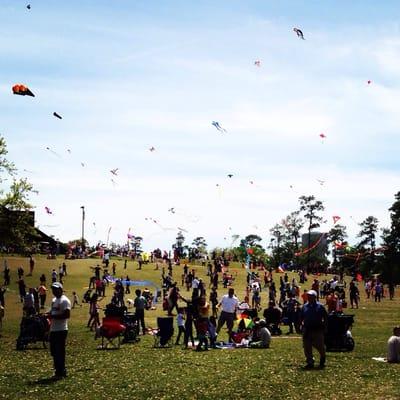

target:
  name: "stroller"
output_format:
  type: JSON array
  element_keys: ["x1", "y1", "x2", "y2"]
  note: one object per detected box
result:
[
  {"x1": 325, "y1": 313, "x2": 355, "y2": 352},
  {"x1": 153, "y1": 317, "x2": 174, "y2": 347},
  {"x1": 16, "y1": 314, "x2": 50, "y2": 350}
]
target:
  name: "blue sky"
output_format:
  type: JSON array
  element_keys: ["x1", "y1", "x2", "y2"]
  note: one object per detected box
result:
[{"x1": 1, "y1": 1, "x2": 400, "y2": 250}]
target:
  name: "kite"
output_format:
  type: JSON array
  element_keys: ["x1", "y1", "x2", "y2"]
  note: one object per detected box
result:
[
  {"x1": 27, "y1": 4, "x2": 31, "y2": 9},
  {"x1": 127, "y1": 228, "x2": 134, "y2": 239},
  {"x1": 249, "y1": 180, "x2": 254, "y2": 185},
  {"x1": 332, "y1": 215, "x2": 341, "y2": 224},
  {"x1": 227, "y1": 174, "x2": 233, "y2": 178},
  {"x1": 254, "y1": 60, "x2": 261, "y2": 67},
  {"x1": 66, "y1": 149, "x2": 71, "y2": 154},
  {"x1": 12, "y1": 84, "x2": 35, "y2": 97},
  {"x1": 23, "y1": 169, "x2": 34, "y2": 173},
  {"x1": 168, "y1": 208, "x2": 175, "y2": 214},
  {"x1": 319, "y1": 133, "x2": 326, "y2": 139},
  {"x1": 293, "y1": 27, "x2": 305, "y2": 40},
  {"x1": 231, "y1": 234, "x2": 240, "y2": 246},
  {"x1": 46, "y1": 147, "x2": 61, "y2": 158},
  {"x1": 53, "y1": 112, "x2": 62, "y2": 119},
  {"x1": 212, "y1": 121, "x2": 226, "y2": 133},
  {"x1": 111, "y1": 178, "x2": 117, "y2": 186},
  {"x1": 367, "y1": 80, "x2": 372, "y2": 85},
  {"x1": 149, "y1": 147, "x2": 155, "y2": 152},
  {"x1": 295, "y1": 233, "x2": 326, "y2": 257},
  {"x1": 110, "y1": 168, "x2": 119, "y2": 176},
  {"x1": 81, "y1": 162, "x2": 85, "y2": 167},
  {"x1": 317, "y1": 179, "x2": 325, "y2": 186},
  {"x1": 45, "y1": 206, "x2": 53, "y2": 215},
  {"x1": 177, "y1": 227, "x2": 188, "y2": 233},
  {"x1": 334, "y1": 241, "x2": 347, "y2": 250}
]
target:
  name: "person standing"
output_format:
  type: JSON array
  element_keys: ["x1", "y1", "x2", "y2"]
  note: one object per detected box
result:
[
  {"x1": 300, "y1": 290, "x2": 328, "y2": 369},
  {"x1": 28, "y1": 255, "x2": 35, "y2": 276},
  {"x1": 134, "y1": 289, "x2": 147, "y2": 335},
  {"x1": 175, "y1": 308, "x2": 186, "y2": 345},
  {"x1": 3, "y1": 262, "x2": 10, "y2": 286},
  {"x1": 216, "y1": 288, "x2": 239, "y2": 342},
  {"x1": 349, "y1": 281, "x2": 360, "y2": 309},
  {"x1": 48, "y1": 282, "x2": 71, "y2": 379}
]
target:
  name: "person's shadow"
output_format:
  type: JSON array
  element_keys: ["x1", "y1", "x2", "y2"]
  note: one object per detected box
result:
[{"x1": 31, "y1": 376, "x2": 63, "y2": 385}]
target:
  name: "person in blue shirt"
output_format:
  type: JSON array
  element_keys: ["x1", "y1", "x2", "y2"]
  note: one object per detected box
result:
[{"x1": 300, "y1": 289, "x2": 328, "y2": 369}]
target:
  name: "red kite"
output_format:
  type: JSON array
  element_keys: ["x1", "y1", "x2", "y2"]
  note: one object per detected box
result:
[
  {"x1": 12, "y1": 84, "x2": 35, "y2": 97},
  {"x1": 332, "y1": 215, "x2": 341, "y2": 224}
]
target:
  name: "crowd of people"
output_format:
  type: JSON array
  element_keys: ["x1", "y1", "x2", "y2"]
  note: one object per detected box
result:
[{"x1": 1, "y1": 254, "x2": 399, "y2": 380}]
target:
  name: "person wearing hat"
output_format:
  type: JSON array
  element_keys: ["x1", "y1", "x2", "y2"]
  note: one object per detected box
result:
[
  {"x1": 48, "y1": 282, "x2": 71, "y2": 379},
  {"x1": 300, "y1": 289, "x2": 328, "y2": 369},
  {"x1": 249, "y1": 319, "x2": 271, "y2": 348}
]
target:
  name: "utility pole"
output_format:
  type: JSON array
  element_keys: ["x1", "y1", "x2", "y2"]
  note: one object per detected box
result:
[{"x1": 80, "y1": 206, "x2": 85, "y2": 251}]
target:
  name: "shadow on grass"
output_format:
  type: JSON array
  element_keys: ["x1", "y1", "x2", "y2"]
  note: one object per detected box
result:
[{"x1": 31, "y1": 376, "x2": 64, "y2": 385}]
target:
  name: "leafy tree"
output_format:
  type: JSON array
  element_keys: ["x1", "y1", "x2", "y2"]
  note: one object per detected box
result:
[
  {"x1": 173, "y1": 231, "x2": 185, "y2": 257},
  {"x1": 240, "y1": 234, "x2": 263, "y2": 248},
  {"x1": 380, "y1": 192, "x2": 400, "y2": 282},
  {"x1": 283, "y1": 211, "x2": 304, "y2": 251},
  {"x1": 269, "y1": 223, "x2": 285, "y2": 266},
  {"x1": 357, "y1": 216, "x2": 379, "y2": 275},
  {"x1": 0, "y1": 137, "x2": 37, "y2": 252},
  {"x1": 298, "y1": 195, "x2": 325, "y2": 271},
  {"x1": 327, "y1": 224, "x2": 348, "y2": 267}
]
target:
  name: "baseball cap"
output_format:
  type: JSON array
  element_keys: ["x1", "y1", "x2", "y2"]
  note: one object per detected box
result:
[
  {"x1": 51, "y1": 282, "x2": 63, "y2": 290},
  {"x1": 307, "y1": 290, "x2": 317, "y2": 296}
]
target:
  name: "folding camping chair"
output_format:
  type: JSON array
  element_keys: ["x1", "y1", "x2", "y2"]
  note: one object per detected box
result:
[
  {"x1": 153, "y1": 317, "x2": 174, "y2": 348},
  {"x1": 97, "y1": 316, "x2": 126, "y2": 349}
]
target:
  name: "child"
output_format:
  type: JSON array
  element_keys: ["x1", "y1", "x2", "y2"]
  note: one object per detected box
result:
[
  {"x1": 195, "y1": 318, "x2": 209, "y2": 351},
  {"x1": 87, "y1": 293, "x2": 101, "y2": 331},
  {"x1": 175, "y1": 308, "x2": 186, "y2": 345},
  {"x1": 208, "y1": 316, "x2": 217, "y2": 348},
  {"x1": 72, "y1": 291, "x2": 81, "y2": 308}
]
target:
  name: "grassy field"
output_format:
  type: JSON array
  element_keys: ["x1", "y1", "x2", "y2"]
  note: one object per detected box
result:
[{"x1": 0, "y1": 255, "x2": 399, "y2": 400}]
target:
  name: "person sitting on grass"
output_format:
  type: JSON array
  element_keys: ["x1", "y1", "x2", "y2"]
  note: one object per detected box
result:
[
  {"x1": 249, "y1": 320, "x2": 271, "y2": 348},
  {"x1": 387, "y1": 326, "x2": 400, "y2": 363}
]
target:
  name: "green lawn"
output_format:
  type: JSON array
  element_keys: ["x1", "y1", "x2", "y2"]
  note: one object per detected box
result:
[{"x1": 0, "y1": 255, "x2": 399, "y2": 400}]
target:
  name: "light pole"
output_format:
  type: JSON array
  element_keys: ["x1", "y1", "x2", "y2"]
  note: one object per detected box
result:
[{"x1": 80, "y1": 206, "x2": 85, "y2": 250}]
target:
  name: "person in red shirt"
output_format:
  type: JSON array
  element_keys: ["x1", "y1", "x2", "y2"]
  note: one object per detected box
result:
[
  {"x1": 325, "y1": 289, "x2": 338, "y2": 313},
  {"x1": 301, "y1": 289, "x2": 308, "y2": 304}
]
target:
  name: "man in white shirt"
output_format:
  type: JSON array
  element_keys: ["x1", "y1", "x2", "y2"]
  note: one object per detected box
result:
[
  {"x1": 387, "y1": 326, "x2": 400, "y2": 363},
  {"x1": 48, "y1": 282, "x2": 71, "y2": 379},
  {"x1": 191, "y1": 277, "x2": 199, "y2": 289},
  {"x1": 216, "y1": 288, "x2": 239, "y2": 342}
]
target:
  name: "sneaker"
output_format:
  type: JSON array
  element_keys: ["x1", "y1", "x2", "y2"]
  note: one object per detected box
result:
[
  {"x1": 303, "y1": 364, "x2": 314, "y2": 370},
  {"x1": 319, "y1": 357, "x2": 326, "y2": 368}
]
